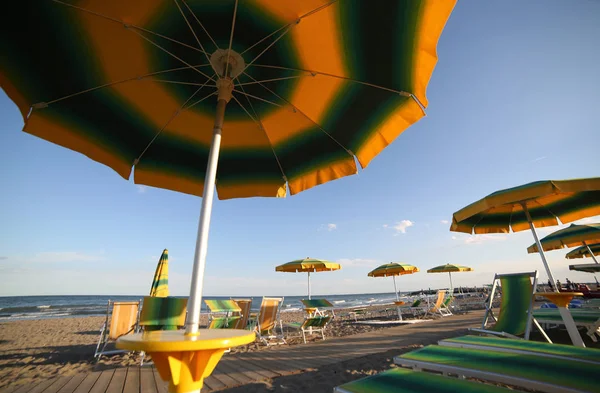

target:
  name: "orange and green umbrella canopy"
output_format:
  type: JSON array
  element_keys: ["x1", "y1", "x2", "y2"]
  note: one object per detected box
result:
[
  {"x1": 528, "y1": 223, "x2": 600, "y2": 265},
  {"x1": 276, "y1": 258, "x2": 341, "y2": 299},
  {"x1": 368, "y1": 263, "x2": 419, "y2": 301},
  {"x1": 450, "y1": 178, "x2": 600, "y2": 290},
  {"x1": 566, "y1": 243, "x2": 600, "y2": 260},
  {"x1": 150, "y1": 249, "x2": 169, "y2": 297},
  {"x1": 0, "y1": 0, "x2": 456, "y2": 199},
  {"x1": 427, "y1": 263, "x2": 472, "y2": 294}
]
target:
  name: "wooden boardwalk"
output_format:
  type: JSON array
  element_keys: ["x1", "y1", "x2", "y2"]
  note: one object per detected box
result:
[{"x1": 0, "y1": 311, "x2": 484, "y2": 393}]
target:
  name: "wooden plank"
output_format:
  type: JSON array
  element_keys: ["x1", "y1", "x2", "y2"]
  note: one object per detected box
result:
[
  {"x1": 209, "y1": 362, "x2": 250, "y2": 387},
  {"x1": 122, "y1": 368, "x2": 139, "y2": 393},
  {"x1": 8, "y1": 382, "x2": 37, "y2": 393},
  {"x1": 151, "y1": 368, "x2": 167, "y2": 393},
  {"x1": 105, "y1": 369, "x2": 126, "y2": 393},
  {"x1": 41, "y1": 377, "x2": 72, "y2": 393},
  {"x1": 24, "y1": 378, "x2": 56, "y2": 393},
  {"x1": 56, "y1": 373, "x2": 87, "y2": 393},
  {"x1": 139, "y1": 368, "x2": 157, "y2": 393},
  {"x1": 242, "y1": 353, "x2": 313, "y2": 373},
  {"x1": 89, "y1": 369, "x2": 115, "y2": 393},
  {"x1": 222, "y1": 357, "x2": 278, "y2": 381},
  {"x1": 202, "y1": 375, "x2": 225, "y2": 392},
  {"x1": 72, "y1": 373, "x2": 101, "y2": 393},
  {"x1": 229, "y1": 357, "x2": 281, "y2": 379}
]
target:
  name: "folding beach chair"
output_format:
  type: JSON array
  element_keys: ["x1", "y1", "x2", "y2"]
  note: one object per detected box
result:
[
  {"x1": 253, "y1": 297, "x2": 286, "y2": 345},
  {"x1": 300, "y1": 298, "x2": 335, "y2": 317},
  {"x1": 425, "y1": 290, "x2": 452, "y2": 317},
  {"x1": 397, "y1": 299, "x2": 424, "y2": 318},
  {"x1": 204, "y1": 299, "x2": 241, "y2": 329},
  {"x1": 139, "y1": 296, "x2": 187, "y2": 331},
  {"x1": 231, "y1": 298, "x2": 253, "y2": 329},
  {"x1": 288, "y1": 315, "x2": 333, "y2": 343},
  {"x1": 471, "y1": 271, "x2": 549, "y2": 341},
  {"x1": 94, "y1": 300, "x2": 141, "y2": 360}
]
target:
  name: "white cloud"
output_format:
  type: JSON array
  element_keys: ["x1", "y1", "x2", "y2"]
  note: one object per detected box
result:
[
  {"x1": 327, "y1": 223, "x2": 337, "y2": 231},
  {"x1": 440, "y1": 220, "x2": 449, "y2": 225},
  {"x1": 530, "y1": 156, "x2": 547, "y2": 163},
  {"x1": 384, "y1": 220, "x2": 414, "y2": 234},
  {"x1": 137, "y1": 185, "x2": 147, "y2": 193},
  {"x1": 452, "y1": 234, "x2": 507, "y2": 245},
  {"x1": 336, "y1": 258, "x2": 380, "y2": 268}
]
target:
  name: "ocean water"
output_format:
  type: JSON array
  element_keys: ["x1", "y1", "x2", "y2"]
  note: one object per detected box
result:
[{"x1": 0, "y1": 292, "x2": 419, "y2": 321}]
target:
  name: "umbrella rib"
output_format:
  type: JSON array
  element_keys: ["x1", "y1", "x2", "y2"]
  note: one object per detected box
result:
[
  {"x1": 184, "y1": 90, "x2": 218, "y2": 110},
  {"x1": 235, "y1": 75, "x2": 307, "y2": 87},
  {"x1": 128, "y1": 28, "x2": 216, "y2": 82},
  {"x1": 232, "y1": 89, "x2": 282, "y2": 108},
  {"x1": 241, "y1": 72, "x2": 354, "y2": 158},
  {"x1": 234, "y1": 85, "x2": 287, "y2": 182},
  {"x1": 52, "y1": 0, "x2": 208, "y2": 56},
  {"x1": 240, "y1": 0, "x2": 338, "y2": 56},
  {"x1": 135, "y1": 82, "x2": 214, "y2": 165},
  {"x1": 224, "y1": 0, "x2": 239, "y2": 78},
  {"x1": 181, "y1": 0, "x2": 220, "y2": 50},
  {"x1": 172, "y1": 0, "x2": 213, "y2": 65},
  {"x1": 152, "y1": 79, "x2": 217, "y2": 87},
  {"x1": 237, "y1": 25, "x2": 295, "y2": 80},
  {"x1": 35, "y1": 64, "x2": 210, "y2": 108}
]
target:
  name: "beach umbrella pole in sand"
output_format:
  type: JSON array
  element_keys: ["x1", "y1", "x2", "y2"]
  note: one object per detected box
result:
[
  {"x1": 308, "y1": 271, "x2": 311, "y2": 300},
  {"x1": 186, "y1": 79, "x2": 234, "y2": 335},
  {"x1": 522, "y1": 203, "x2": 558, "y2": 292}
]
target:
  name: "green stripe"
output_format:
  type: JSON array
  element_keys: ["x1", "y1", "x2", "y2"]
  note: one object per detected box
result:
[
  {"x1": 533, "y1": 308, "x2": 600, "y2": 324},
  {"x1": 492, "y1": 274, "x2": 532, "y2": 336},
  {"x1": 140, "y1": 296, "x2": 187, "y2": 328},
  {"x1": 399, "y1": 345, "x2": 598, "y2": 391},
  {"x1": 301, "y1": 299, "x2": 333, "y2": 308}
]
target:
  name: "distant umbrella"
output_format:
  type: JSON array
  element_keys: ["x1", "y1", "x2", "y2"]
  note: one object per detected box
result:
[
  {"x1": 149, "y1": 249, "x2": 169, "y2": 297},
  {"x1": 368, "y1": 263, "x2": 419, "y2": 320},
  {"x1": 427, "y1": 263, "x2": 473, "y2": 294},
  {"x1": 276, "y1": 258, "x2": 341, "y2": 300}
]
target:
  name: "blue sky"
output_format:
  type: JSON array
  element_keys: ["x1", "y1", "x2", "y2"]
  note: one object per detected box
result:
[{"x1": 1, "y1": 0, "x2": 599, "y2": 297}]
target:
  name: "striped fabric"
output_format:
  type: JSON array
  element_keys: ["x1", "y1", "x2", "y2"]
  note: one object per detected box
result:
[
  {"x1": 149, "y1": 249, "x2": 169, "y2": 297},
  {"x1": 139, "y1": 296, "x2": 187, "y2": 331},
  {"x1": 256, "y1": 297, "x2": 282, "y2": 334},
  {"x1": 276, "y1": 259, "x2": 340, "y2": 273},
  {"x1": 450, "y1": 178, "x2": 600, "y2": 234},
  {"x1": 204, "y1": 299, "x2": 241, "y2": 313},
  {"x1": 108, "y1": 301, "x2": 140, "y2": 340},
  {"x1": 533, "y1": 309, "x2": 600, "y2": 324},
  {"x1": 300, "y1": 299, "x2": 333, "y2": 309},
  {"x1": 566, "y1": 243, "x2": 600, "y2": 259},
  {"x1": 440, "y1": 335, "x2": 600, "y2": 364},
  {"x1": 368, "y1": 263, "x2": 419, "y2": 277},
  {"x1": 0, "y1": 1, "x2": 456, "y2": 199},
  {"x1": 527, "y1": 223, "x2": 600, "y2": 253},
  {"x1": 231, "y1": 298, "x2": 252, "y2": 329},
  {"x1": 493, "y1": 274, "x2": 533, "y2": 336}
]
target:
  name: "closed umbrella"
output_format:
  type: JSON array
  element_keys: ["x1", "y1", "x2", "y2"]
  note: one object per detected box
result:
[
  {"x1": 150, "y1": 249, "x2": 169, "y2": 297},
  {"x1": 276, "y1": 258, "x2": 340, "y2": 300},
  {"x1": 427, "y1": 263, "x2": 472, "y2": 295},
  {"x1": 368, "y1": 263, "x2": 419, "y2": 320}
]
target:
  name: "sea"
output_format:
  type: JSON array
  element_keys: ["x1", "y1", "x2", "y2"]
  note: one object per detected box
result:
[{"x1": 0, "y1": 292, "x2": 427, "y2": 321}]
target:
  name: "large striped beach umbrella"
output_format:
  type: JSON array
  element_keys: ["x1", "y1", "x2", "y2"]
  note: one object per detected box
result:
[
  {"x1": 527, "y1": 223, "x2": 600, "y2": 265},
  {"x1": 150, "y1": 249, "x2": 169, "y2": 297},
  {"x1": 427, "y1": 263, "x2": 472, "y2": 294},
  {"x1": 1, "y1": 1, "x2": 456, "y2": 338},
  {"x1": 276, "y1": 258, "x2": 341, "y2": 300},
  {"x1": 368, "y1": 263, "x2": 419, "y2": 320},
  {"x1": 450, "y1": 178, "x2": 600, "y2": 291}
]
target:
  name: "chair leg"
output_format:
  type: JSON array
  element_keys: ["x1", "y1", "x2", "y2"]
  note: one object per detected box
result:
[
  {"x1": 302, "y1": 329, "x2": 306, "y2": 344},
  {"x1": 532, "y1": 319, "x2": 553, "y2": 343}
]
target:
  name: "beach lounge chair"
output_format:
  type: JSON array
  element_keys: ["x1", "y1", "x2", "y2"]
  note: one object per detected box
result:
[
  {"x1": 397, "y1": 299, "x2": 424, "y2": 318},
  {"x1": 470, "y1": 271, "x2": 550, "y2": 341},
  {"x1": 424, "y1": 290, "x2": 451, "y2": 317},
  {"x1": 139, "y1": 296, "x2": 187, "y2": 331},
  {"x1": 204, "y1": 299, "x2": 241, "y2": 329},
  {"x1": 94, "y1": 300, "x2": 141, "y2": 360},
  {"x1": 231, "y1": 298, "x2": 253, "y2": 329},
  {"x1": 532, "y1": 308, "x2": 600, "y2": 342},
  {"x1": 300, "y1": 298, "x2": 335, "y2": 317},
  {"x1": 439, "y1": 334, "x2": 600, "y2": 364},
  {"x1": 252, "y1": 297, "x2": 286, "y2": 345},
  {"x1": 287, "y1": 315, "x2": 333, "y2": 343},
  {"x1": 395, "y1": 344, "x2": 599, "y2": 393}
]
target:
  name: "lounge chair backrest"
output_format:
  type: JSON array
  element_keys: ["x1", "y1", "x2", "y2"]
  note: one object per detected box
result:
[
  {"x1": 139, "y1": 296, "x2": 187, "y2": 331},
  {"x1": 232, "y1": 298, "x2": 252, "y2": 329},
  {"x1": 493, "y1": 272, "x2": 536, "y2": 336},
  {"x1": 301, "y1": 315, "x2": 332, "y2": 329},
  {"x1": 204, "y1": 299, "x2": 241, "y2": 313},
  {"x1": 301, "y1": 299, "x2": 334, "y2": 309},
  {"x1": 257, "y1": 297, "x2": 283, "y2": 333},
  {"x1": 411, "y1": 299, "x2": 421, "y2": 307},
  {"x1": 108, "y1": 301, "x2": 140, "y2": 340},
  {"x1": 432, "y1": 290, "x2": 446, "y2": 310}
]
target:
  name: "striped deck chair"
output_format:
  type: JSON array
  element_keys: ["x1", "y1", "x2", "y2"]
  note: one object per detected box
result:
[
  {"x1": 204, "y1": 299, "x2": 241, "y2": 329},
  {"x1": 253, "y1": 297, "x2": 286, "y2": 345},
  {"x1": 94, "y1": 300, "x2": 141, "y2": 360},
  {"x1": 301, "y1": 298, "x2": 335, "y2": 317},
  {"x1": 231, "y1": 298, "x2": 252, "y2": 329},
  {"x1": 398, "y1": 299, "x2": 424, "y2": 318},
  {"x1": 471, "y1": 271, "x2": 550, "y2": 341},
  {"x1": 395, "y1": 344, "x2": 599, "y2": 393},
  {"x1": 425, "y1": 290, "x2": 451, "y2": 317},
  {"x1": 139, "y1": 296, "x2": 187, "y2": 331},
  {"x1": 439, "y1": 335, "x2": 600, "y2": 364},
  {"x1": 288, "y1": 315, "x2": 333, "y2": 343},
  {"x1": 532, "y1": 308, "x2": 600, "y2": 342}
]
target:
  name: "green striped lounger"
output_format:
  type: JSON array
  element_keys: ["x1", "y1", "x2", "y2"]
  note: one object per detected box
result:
[
  {"x1": 439, "y1": 335, "x2": 600, "y2": 365},
  {"x1": 334, "y1": 367, "x2": 513, "y2": 393},
  {"x1": 533, "y1": 308, "x2": 600, "y2": 341},
  {"x1": 395, "y1": 345, "x2": 599, "y2": 393}
]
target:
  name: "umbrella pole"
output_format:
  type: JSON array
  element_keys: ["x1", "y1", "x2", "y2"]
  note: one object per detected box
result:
[
  {"x1": 392, "y1": 276, "x2": 402, "y2": 321},
  {"x1": 448, "y1": 272, "x2": 453, "y2": 295},
  {"x1": 185, "y1": 80, "x2": 233, "y2": 335},
  {"x1": 308, "y1": 271, "x2": 311, "y2": 300},
  {"x1": 583, "y1": 241, "x2": 599, "y2": 264},
  {"x1": 522, "y1": 203, "x2": 558, "y2": 292}
]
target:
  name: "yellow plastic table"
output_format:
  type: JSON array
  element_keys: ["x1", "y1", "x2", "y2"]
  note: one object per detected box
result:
[
  {"x1": 535, "y1": 292, "x2": 585, "y2": 348},
  {"x1": 117, "y1": 329, "x2": 256, "y2": 393}
]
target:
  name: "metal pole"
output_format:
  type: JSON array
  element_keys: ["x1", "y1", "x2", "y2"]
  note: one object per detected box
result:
[
  {"x1": 185, "y1": 79, "x2": 233, "y2": 335},
  {"x1": 448, "y1": 272, "x2": 453, "y2": 295},
  {"x1": 308, "y1": 271, "x2": 311, "y2": 300},
  {"x1": 522, "y1": 203, "x2": 558, "y2": 292},
  {"x1": 392, "y1": 276, "x2": 402, "y2": 321},
  {"x1": 583, "y1": 241, "x2": 599, "y2": 264}
]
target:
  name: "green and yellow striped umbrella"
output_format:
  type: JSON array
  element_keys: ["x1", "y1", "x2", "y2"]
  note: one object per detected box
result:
[
  {"x1": 566, "y1": 243, "x2": 600, "y2": 260},
  {"x1": 276, "y1": 258, "x2": 341, "y2": 299},
  {"x1": 528, "y1": 223, "x2": 600, "y2": 265},
  {"x1": 427, "y1": 263, "x2": 472, "y2": 294},
  {"x1": 368, "y1": 263, "x2": 419, "y2": 303},
  {"x1": 1, "y1": 1, "x2": 456, "y2": 337},
  {"x1": 450, "y1": 178, "x2": 600, "y2": 291},
  {"x1": 150, "y1": 249, "x2": 169, "y2": 297}
]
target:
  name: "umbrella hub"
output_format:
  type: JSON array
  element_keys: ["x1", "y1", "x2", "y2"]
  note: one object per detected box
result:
[{"x1": 210, "y1": 49, "x2": 245, "y2": 79}]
